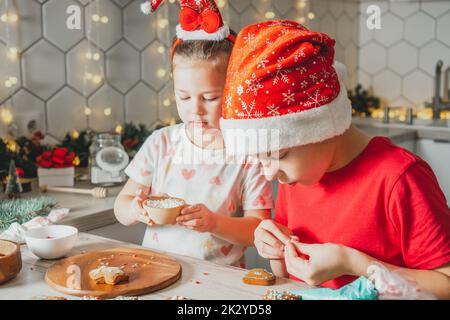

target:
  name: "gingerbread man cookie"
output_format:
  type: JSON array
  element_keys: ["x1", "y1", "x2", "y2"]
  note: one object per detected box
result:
[{"x1": 89, "y1": 266, "x2": 129, "y2": 285}]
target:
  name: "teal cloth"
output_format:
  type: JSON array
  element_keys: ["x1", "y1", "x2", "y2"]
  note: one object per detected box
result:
[{"x1": 290, "y1": 276, "x2": 378, "y2": 300}]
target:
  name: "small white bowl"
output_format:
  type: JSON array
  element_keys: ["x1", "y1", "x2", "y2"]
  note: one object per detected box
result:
[{"x1": 25, "y1": 225, "x2": 78, "y2": 260}]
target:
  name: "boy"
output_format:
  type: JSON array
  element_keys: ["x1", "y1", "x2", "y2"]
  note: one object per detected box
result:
[{"x1": 219, "y1": 20, "x2": 450, "y2": 299}]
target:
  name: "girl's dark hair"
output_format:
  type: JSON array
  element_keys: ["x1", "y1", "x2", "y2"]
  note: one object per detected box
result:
[{"x1": 172, "y1": 30, "x2": 236, "y2": 69}]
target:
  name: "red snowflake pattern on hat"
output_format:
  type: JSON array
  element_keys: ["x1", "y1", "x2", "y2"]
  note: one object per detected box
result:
[{"x1": 220, "y1": 20, "x2": 353, "y2": 155}]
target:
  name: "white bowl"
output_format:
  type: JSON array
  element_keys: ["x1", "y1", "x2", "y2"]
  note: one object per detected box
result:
[{"x1": 25, "y1": 225, "x2": 78, "y2": 260}]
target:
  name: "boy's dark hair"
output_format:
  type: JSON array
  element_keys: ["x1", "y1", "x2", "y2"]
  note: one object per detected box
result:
[{"x1": 171, "y1": 30, "x2": 236, "y2": 70}]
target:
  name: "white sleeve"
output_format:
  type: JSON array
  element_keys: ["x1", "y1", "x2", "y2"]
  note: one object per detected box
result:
[
  {"x1": 124, "y1": 133, "x2": 159, "y2": 186},
  {"x1": 241, "y1": 162, "x2": 274, "y2": 210}
]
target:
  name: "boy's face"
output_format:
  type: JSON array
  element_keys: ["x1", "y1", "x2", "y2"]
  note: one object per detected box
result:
[
  {"x1": 257, "y1": 139, "x2": 336, "y2": 186},
  {"x1": 173, "y1": 58, "x2": 226, "y2": 133}
]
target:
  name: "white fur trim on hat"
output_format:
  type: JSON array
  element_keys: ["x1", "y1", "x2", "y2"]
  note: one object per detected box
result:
[
  {"x1": 140, "y1": 2, "x2": 152, "y2": 14},
  {"x1": 220, "y1": 61, "x2": 352, "y2": 156},
  {"x1": 176, "y1": 24, "x2": 230, "y2": 41}
]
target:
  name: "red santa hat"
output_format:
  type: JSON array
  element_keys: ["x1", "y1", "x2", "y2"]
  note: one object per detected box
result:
[
  {"x1": 220, "y1": 20, "x2": 352, "y2": 156},
  {"x1": 141, "y1": 0, "x2": 235, "y2": 43}
]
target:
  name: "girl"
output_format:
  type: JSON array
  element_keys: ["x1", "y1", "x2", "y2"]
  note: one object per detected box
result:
[{"x1": 114, "y1": 0, "x2": 273, "y2": 267}]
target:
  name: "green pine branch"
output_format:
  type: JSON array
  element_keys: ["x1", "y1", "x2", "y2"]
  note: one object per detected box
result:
[{"x1": 0, "y1": 196, "x2": 57, "y2": 231}]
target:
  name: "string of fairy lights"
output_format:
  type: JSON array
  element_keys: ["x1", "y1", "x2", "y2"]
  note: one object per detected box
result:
[
  {"x1": 0, "y1": 0, "x2": 19, "y2": 128},
  {"x1": 0, "y1": 0, "x2": 321, "y2": 138}
]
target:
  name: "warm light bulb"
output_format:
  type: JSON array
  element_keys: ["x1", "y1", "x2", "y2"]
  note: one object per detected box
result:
[
  {"x1": 115, "y1": 125, "x2": 123, "y2": 134},
  {"x1": 158, "y1": 18, "x2": 168, "y2": 29},
  {"x1": 163, "y1": 99, "x2": 171, "y2": 107},
  {"x1": 168, "y1": 0, "x2": 176, "y2": 4},
  {"x1": 297, "y1": 1, "x2": 307, "y2": 9},
  {"x1": 4, "y1": 80, "x2": 12, "y2": 88},
  {"x1": 169, "y1": 117, "x2": 177, "y2": 125},
  {"x1": 9, "y1": 77, "x2": 17, "y2": 85},
  {"x1": 1, "y1": 14, "x2": 7, "y2": 22},
  {"x1": 101, "y1": 16, "x2": 109, "y2": 24},
  {"x1": 104, "y1": 108, "x2": 112, "y2": 116},
  {"x1": 157, "y1": 46, "x2": 165, "y2": 54},
  {"x1": 86, "y1": 52, "x2": 93, "y2": 60},
  {"x1": 93, "y1": 53, "x2": 100, "y2": 61},
  {"x1": 0, "y1": 109, "x2": 13, "y2": 124},
  {"x1": 217, "y1": 0, "x2": 226, "y2": 8},
  {"x1": 9, "y1": 14, "x2": 18, "y2": 22},
  {"x1": 307, "y1": 12, "x2": 315, "y2": 20},
  {"x1": 265, "y1": 11, "x2": 275, "y2": 19},
  {"x1": 8, "y1": 47, "x2": 18, "y2": 59},
  {"x1": 93, "y1": 75, "x2": 102, "y2": 84},
  {"x1": 92, "y1": 14, "x2": 100, "y2": 22},
  {"x1": 72, "y1": 130, "x2": 80, "y2": 139},
  {"x1": 7, "y1": 140, "x2": 17, "y2": 152},
  {"x1": 84, "y1": 107, "x2": 92, "y2": 116},
  {"x1": 297, "y1": 17, "x2": 306, "y2": 24},
  {"x1": 157, "y1": 69, "x2": 166, "y2": 78}
]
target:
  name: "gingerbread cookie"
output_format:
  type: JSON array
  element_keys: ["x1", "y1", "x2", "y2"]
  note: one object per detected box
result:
[
  {"x1": 262, "y1": 289, "x2": 301, "y2": 300},
  {"x1": 89, "y1": 266, "x2": 129, "y2": 285},
  {"x1": 242, "y1": 268, "x2": 276, "y2": 286}
]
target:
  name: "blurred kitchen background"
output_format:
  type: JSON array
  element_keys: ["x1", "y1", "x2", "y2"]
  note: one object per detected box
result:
[
  {"x1": 1, "y1": 0, "x2": 450, "y2": 138},
  {"x1": 1, "y1": 0, "x2": 449, "y2": 268}
]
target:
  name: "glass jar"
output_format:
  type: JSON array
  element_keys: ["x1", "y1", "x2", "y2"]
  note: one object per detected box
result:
[{"x1": 89, "y1": 133, "x2": 129, "y2": 186}]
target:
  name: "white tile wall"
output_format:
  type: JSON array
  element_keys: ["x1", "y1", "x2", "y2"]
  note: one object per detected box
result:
[
  {"x1": 310, "y1": 0, "x2": 361, "y2": 89},
  {"x1": 1, "y1": 0, "x2": 322, "y2": 139},
  {"x1": 310, "y1": 0, "x2": 450, "y2": 109},
  {"x1": 357, "y1": 0, "x2": 450, "y2": 108},
  {"x1": 2, "y1": 0, "x2": 449, "y2": 140}
]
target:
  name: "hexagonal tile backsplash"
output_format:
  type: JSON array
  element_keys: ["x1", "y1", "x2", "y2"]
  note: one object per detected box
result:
[
  {"x1": 1, "y1": 0, "x2": 330, "y2": 139},
  {"x1": 359, "y1": 0, "x2": 450, "y2": 107},
  {"x1": 1, "y1": 0, "x2": 449, "y2": 140}
]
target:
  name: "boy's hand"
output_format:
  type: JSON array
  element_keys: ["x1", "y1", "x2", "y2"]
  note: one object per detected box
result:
[
  {"x1": 254, "y1": 220, "x2": 293, "y2": 260},
  {"x1": 176, "y1": 204, "x2": 217, "y2": 233},
  {"x1": 284, "y1": 240, "x2": 351, "y2": 286},
  {"x1": 132, "y1": 189, "x2": 155, "y2": 226}
]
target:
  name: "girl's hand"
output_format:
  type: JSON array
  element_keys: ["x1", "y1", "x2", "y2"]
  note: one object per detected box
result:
[
  {"x1": 254, "y1": 220, "x2": 293, "y2": 260},
  {"x1": 131, "y1": 189, "x2": 155, "y2": 226},
  {"x1": 284, "y1": 240, "x2": 351, "y2": 286},
  {"x1": 176, "y1": 204, "x2": 217, "y2": 233}
]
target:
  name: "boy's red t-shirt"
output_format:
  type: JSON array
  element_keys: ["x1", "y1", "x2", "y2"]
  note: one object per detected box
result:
[{"x1": 275, "y1": 136, "x2": 450, "y2": 289}]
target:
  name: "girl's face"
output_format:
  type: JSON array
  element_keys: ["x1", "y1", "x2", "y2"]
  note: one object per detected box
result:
[
  {"x1": 173, "y1": 58, "x2": 226, "y2": 134},
  {"x1": 257, "y1": 139, "x2": 336, "y2": 186}
]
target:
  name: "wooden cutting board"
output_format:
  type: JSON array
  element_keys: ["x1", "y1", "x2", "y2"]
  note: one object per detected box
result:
[{"x1": 45, "y1": 247, "x2": 182, "y2": 298}]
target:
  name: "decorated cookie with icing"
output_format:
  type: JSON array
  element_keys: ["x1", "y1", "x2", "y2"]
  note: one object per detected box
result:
[
  {"x1": 89, "y1": 266, "x2": 129, "y2": 285},
  {"x1": 262, "y1": 289, "x2": 302, "y2": 300},
  {"x1": 242, "y1": 268, "x2": 276, "y2": 286}
]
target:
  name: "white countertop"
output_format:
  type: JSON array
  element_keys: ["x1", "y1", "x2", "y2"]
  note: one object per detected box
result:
[
  {"x1": 0, "y1": 232, "x2": 309, "y2": 300},
  {"x1": 353, "y1": 117, "x2": 450, "y2": 141},
  {"x1": 7, "y1": 181, "x2": 123, "y2": 232}
]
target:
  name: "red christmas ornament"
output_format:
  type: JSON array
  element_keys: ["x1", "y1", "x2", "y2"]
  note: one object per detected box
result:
[{"x1": 15, "y1": 167, "x2": 25, "y2": 178}]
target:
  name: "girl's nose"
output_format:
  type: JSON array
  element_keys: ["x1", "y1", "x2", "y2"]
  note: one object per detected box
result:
[{"x1": 193, "y1": 99, "x2": 206, "y2": 115}]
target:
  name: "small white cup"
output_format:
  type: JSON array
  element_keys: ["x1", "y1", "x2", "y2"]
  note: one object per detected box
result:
[{"x1": 25, "y1": 225, "x2": 78, "y2": 260}]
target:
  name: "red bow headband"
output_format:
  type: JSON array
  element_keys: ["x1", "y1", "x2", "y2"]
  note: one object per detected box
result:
[{"x1": 141, "y1": 0, "x2": 235, "y2": 60}]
